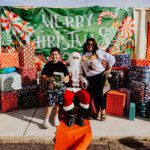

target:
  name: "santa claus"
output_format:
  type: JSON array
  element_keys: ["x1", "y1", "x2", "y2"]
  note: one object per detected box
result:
[{"x1": 63, "y1": 52, "x2": 90, "y2": 127}]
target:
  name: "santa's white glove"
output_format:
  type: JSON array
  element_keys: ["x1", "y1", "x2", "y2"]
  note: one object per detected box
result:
[{"x1": 81, "y1": 78, "x2": 89, "y2": 89}]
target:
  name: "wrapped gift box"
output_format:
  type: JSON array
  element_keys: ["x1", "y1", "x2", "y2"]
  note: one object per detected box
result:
[
  {"x1": 0, "y1": 91, "x2": 18, "y2": 112},
  {"x1": 19, "y1": 95, "x2": 38, "y2": 109},
  {"x1": 37, "y1": 92, "x2": 47, "y2": 107},
  {"x1": 131, "y1": 59, "x2": 150, "y2": 66},
  {"x1": 18, "y1": 67, "x2": 37, "y2": 86},
  {"x1": 39, "y1": 78, "x2": 48, "y2": 92},
  {"x1": 112, "y1": 67, "x2": 129, "y2": 87},
  {"x1": 136, "y1": 100, "x2": 150, "y2": 118},
  {"x1": 17, "y1": 45, "x2": 35, "y2": 69},
  {"x1": 18, "y1": 85, "x2": 38, "y2": 109},
  {"x1": 108, "y1": 70, "x2": 124, "y2": 90},
  {"x1": 0, "y1": 53, "x2": 19, "y2": 68},
  {"x1": 129, "y1": 80, "x2": 145, "y2": 102},
  {"x1": 0, "y1": 72, "x2": 22, "y2": 92},
  {"x1": 114, "y1": 54, "x2": 131, "y2": 67},
  {"x1": 128, "y1": 66, "x2": 150, "y2": 83},
  {"x1": 144, "y1": 83, "x2": 150, "y2": 100},
  {"x1": 119, "y1": 88, "x2": 131, "y2": 115},
  {"x1": 106, "y1": 90, "x2": 126, "y2": 116}
]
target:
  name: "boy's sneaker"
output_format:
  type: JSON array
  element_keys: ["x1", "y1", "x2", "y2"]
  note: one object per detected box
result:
[
  {"x1": 54, "y1": 115, "x2": 60, "y2": 127},
  {"x1": 43, "y1": 120, "x2": 51, "y2": 129}
]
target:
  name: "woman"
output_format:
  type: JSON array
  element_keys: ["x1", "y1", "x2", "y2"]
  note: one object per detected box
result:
[{"x1": 81, "y1": 38, "x2": 115, "y2": 121}]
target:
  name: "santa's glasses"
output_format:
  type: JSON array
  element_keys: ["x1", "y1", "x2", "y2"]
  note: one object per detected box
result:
[{"x1": 72, "y1": 57, "x2": 79, "y2": 59}]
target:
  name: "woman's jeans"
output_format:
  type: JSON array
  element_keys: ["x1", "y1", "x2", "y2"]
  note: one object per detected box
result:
[{"x1": 87, "y1": 72, "x2": 106, "y2": 113}]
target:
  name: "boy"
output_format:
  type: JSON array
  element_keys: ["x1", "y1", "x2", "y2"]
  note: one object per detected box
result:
[{"x1": 41, "y1": 47, "x2": 69, "y2": 128}]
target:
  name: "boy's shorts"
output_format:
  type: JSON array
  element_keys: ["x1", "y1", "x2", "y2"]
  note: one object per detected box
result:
[{"x1": 46, "y1": 86, "x2": 66, "y2": 106}]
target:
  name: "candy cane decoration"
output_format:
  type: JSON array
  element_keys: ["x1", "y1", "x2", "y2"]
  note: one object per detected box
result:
[
  {"x1": 0, "y1": 10, "x2": 34, "y2": 46},
  {"x1": 1, "y1": 10, "x2": 23, "y2": 34},
  {"x1": 98, "y1": 11, "x2": 118, "y2": 25}
]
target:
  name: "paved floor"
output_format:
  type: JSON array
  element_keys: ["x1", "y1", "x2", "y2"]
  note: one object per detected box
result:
[
  {"x1": 0, "y1": 107, "x2": 149, "y2": 138},
  {"x1": 0, "y1": 107, "x2": 150, "y2": 149}
]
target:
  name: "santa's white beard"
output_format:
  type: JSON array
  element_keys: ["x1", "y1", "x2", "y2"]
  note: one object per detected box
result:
[{"x1": 68, "y1": 60, "x2": 80, "y2": 87}]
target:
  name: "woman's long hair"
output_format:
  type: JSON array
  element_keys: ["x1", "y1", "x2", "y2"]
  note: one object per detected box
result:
[{"x1": 83, "y1": 38, "x2": 99, "y2": 54}]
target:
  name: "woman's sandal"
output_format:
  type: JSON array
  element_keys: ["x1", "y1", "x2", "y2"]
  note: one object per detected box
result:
[{"x1": 101, "y1": 113, "x2": 106, "y2": 121}]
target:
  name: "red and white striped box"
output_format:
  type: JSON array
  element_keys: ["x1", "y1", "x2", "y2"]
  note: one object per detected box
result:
[
  {"x1": 106, "y1": 90, "x2": 126, "y2": 117},
  {"x1": 0, "y1": 53, "x2": 19, "y2": 68},
  {"x1": 131, "y1": 59, "x2": 150, "y2": 66},
  {"x1": 0, "y1": 91, "x2": 18, "y2": 112},
  {"x1": 18, "y1": 45, "x2": 35, "y2": 69},
  {"x1": 18, "y1": 67, "x2": 37, "y2": 86}
]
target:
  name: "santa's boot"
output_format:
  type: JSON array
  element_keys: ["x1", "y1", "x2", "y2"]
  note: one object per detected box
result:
[
  {"x1": 66, "y1": 109, "x2": 76, "y2": 127},
  {"x1": 76, "y1": 107, "x2": 87, "y2": 126}
]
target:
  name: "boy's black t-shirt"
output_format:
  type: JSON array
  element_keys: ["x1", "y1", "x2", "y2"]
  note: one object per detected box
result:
[{"x1": 41, "y1": 61, "x2": 69, "y2": 77}]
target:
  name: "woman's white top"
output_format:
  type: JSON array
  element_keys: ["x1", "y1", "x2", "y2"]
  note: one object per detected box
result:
[{"x1": 81, "y1": 49, "x2": 115, "y2": 77}]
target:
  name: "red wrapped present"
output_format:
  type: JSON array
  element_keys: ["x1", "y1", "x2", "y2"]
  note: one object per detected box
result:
[
  {"x1": 131, "y1": 59, "x2": 150, "y2": 66},
  {"x1": 18, "y1": 67, "x2": 37, "y2": 86},
  {"x1": 17, "y1": 45, "x2": 35, "y2": 68},
  {"x1": 0, "y1": 91, "x2": 18, "y2": 112},
  {"x1": 0, "y1": 53, "x2": 19, "y2": 68},
  {"x1": 106, "y1": 90, "x2": 126, "y2": 116}
]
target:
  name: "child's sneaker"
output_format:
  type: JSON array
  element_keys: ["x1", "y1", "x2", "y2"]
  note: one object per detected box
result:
[
  {"x1": 54, "y1": 115, "x2": 60, "y2": 127},
  {"x1": 43, "y1": 120, "x2": 51, "y2": 129}
]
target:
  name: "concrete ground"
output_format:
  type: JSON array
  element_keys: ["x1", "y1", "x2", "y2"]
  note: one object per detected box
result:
[{"x1": 0, "y1": 107, "x2": 149, "y2": 147}]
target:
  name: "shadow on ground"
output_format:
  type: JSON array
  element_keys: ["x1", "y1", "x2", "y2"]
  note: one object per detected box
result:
[
  {"x1": 0, "y1": 139, "x2": 150, "y2": 150},
  {"x1": 119, "y1": 137, "x2": 150, "y2": 150}
]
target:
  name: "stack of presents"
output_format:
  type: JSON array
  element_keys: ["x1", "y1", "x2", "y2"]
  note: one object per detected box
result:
[
  {"x1": 0, "y1": 47, "x2": 150, "y2": 121},
  {"x1": 106, "y1": 54, "x2": 150, "y2": 120},
  {"x1": 0, "y1": 45, "x2": 47, "y2": 113}
]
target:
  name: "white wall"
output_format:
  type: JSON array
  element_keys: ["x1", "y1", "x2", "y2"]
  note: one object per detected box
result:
[{"x1": 134, "y1": 8, "x2": 150, "y2": 59}]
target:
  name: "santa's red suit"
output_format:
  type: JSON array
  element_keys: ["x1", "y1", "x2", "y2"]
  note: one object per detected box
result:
[{"x1": 63, "y1": 52, "x2": 90, "y2": 127}]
